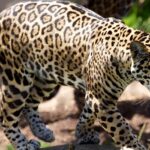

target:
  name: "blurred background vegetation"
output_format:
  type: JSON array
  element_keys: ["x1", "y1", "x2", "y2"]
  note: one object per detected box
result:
[{"x1": 124, "y1": 0, "x2": 150, "y2": 32}]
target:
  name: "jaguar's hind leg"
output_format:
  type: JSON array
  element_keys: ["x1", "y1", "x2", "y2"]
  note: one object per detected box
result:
[
  {"x1": 4, "y1": 126, "x2": 40, "y2": 150},
  {"x1": 23, "y1": 106, "x2": 55, "y2": 142},
  {"x1": 0, "y1": 65, "x2": 41, "y2": 149},
  {"x1": 1, "y1": 86, "x2": 40, "y2": 149},
  {"x1": 23, "y1": 84, "x2": 58, "y2": 142}
]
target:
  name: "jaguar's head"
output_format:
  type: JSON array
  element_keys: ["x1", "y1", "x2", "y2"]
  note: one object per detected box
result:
[{"x1": 130, "y1": 41, "x2": 150, "y2": 90}]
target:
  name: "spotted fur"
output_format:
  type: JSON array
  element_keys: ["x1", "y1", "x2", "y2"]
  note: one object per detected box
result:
[{"x1": 0, "y1": 1, "x2": 150, "y2": 150}]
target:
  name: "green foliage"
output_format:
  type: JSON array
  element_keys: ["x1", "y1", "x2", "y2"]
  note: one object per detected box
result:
[
  {"x1": 124, "y1": 0, "x2": 150, "y2": 32},
  {"x1": 40, "y1": 141, "x2": 51, "y2": 148},
  {"x1": 7, "y1": 144, "x2": 14, "y2": 150},
  {"x1": 7, "y1": 141, "x2": 50, "y2": 150}
]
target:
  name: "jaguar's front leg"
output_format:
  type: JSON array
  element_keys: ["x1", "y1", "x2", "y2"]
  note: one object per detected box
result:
[
  {"x1": 97, "y1": 99, "x2": 146, "y2": 150},
  {"x1": 75, "y1": 91, "x2": 100, "y2": 144}
]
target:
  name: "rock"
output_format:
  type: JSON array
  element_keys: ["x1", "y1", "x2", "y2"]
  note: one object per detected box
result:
[{"x1": 38, "y1": 86, "x2": 79, "y2": 123}]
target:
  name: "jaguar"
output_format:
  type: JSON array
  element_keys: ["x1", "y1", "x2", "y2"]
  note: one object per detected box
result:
[{"x1": 0, "y1": 1, "x2": 149, "y2": 150}]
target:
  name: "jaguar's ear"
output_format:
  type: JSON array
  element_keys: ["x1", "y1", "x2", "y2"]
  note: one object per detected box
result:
[{"x1": 130, "y1": 41, "x2": 148, "y2": 60}]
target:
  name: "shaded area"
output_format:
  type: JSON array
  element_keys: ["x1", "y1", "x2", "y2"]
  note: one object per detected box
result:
[
  {"x1": 87, "y1": 0, "x2": 134, "y2": 18},
  {"x1": 118, "y1": 99, "x2": 150, "y2": 119},
  {"x1": 41, "y1": 144, "x2": 117, "y2": 150}
]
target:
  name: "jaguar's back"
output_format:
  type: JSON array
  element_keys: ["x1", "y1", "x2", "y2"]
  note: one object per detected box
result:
[
  {"x1": 0, "y1": 1, "x2": 103, "y2": 89},
  {"x1": 0, "y1": 1, "x2": 150, "y2": 150}
]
